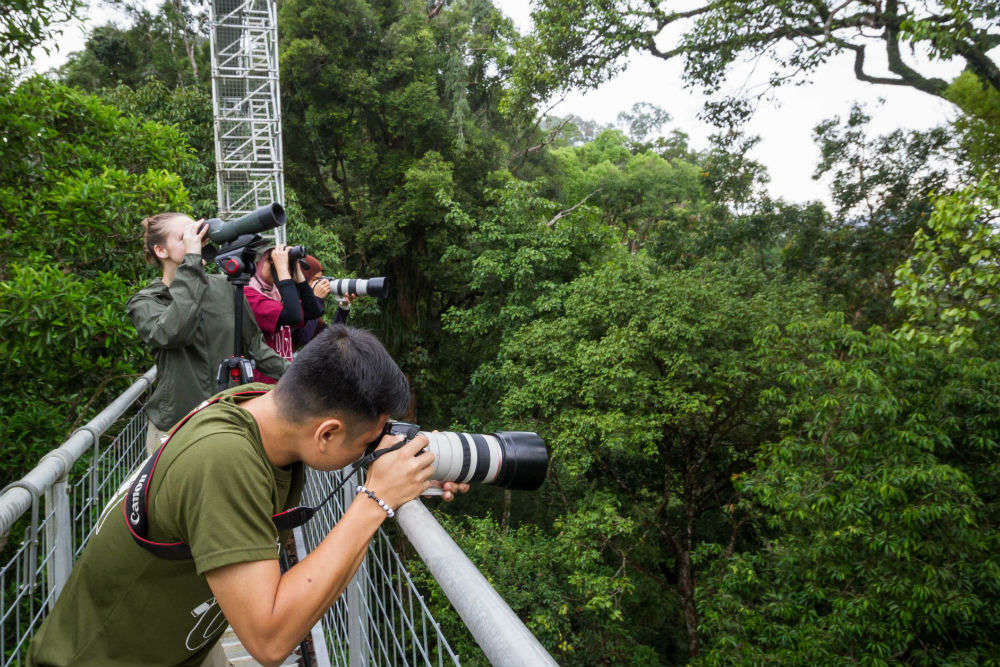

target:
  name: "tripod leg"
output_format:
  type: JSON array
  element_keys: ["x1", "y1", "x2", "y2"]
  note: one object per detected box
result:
[{"x1": 216, "y1": 360, "x2": 229, "y2": 392}]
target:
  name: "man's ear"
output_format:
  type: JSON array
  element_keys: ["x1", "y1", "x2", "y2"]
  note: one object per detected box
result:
[{"x1": 314, "y1": 418, "x2": 346, "y2": 453}]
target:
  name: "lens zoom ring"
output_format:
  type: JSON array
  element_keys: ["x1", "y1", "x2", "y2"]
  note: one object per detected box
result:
[
  {"x1": 470, "y1": 434, "x2": 491, "y2": 482},
  {"x1": 457, "y1": 433, "x2": 472, "y2": 482}
]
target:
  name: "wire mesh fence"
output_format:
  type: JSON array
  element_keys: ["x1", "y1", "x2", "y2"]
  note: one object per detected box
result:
[
  {"x1": 0, "y1": 390, "x2": 460, "y2": 667},
  {"x1": 0, "y1": 405, "x2": 148, "y2": 667},
  {"x1": 0, "y1": 368, "x2": 546, "y2": 667},
  {"x1": 296, "y1": 470, "x2": 462, "y2": 667}
]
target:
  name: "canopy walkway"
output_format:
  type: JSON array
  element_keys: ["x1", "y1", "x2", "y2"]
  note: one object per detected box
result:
[{"x1": 0, "y1": 370, "x2": 557, "y2": 666}]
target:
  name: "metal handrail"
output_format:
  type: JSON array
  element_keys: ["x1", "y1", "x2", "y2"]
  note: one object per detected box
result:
[
  {"x1": 0, "y1": 367, "x2": 156, "y2": 535},
  {"x1": 0, "y1": 366, "x2": 557, "y2": 666},
  {"x1": 397, "y1": 501, "x2": 559, "y2": 667}
]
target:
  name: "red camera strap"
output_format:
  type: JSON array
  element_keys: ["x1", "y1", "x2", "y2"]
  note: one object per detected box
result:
[{"x1": 124, "y1": 390, "x2": 309, "y2": 560}]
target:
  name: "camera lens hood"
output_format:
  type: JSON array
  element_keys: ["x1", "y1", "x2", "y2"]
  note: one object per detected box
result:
[{"x1": 493, "y1": 431, "x2": 549, "y2": 491}]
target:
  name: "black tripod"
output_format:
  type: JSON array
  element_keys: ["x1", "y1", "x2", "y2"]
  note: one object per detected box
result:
[
  {"x1": 210, "y1": 236, "x2": 264, "y2": 390},
  {"x1": 215, "y1": 276, "x2": 257, "y2": 390}
]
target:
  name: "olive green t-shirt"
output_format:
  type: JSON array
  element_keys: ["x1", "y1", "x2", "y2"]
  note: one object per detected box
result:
[{"x1": 27, "y1": 385, "x2": 303, "y2": 667}]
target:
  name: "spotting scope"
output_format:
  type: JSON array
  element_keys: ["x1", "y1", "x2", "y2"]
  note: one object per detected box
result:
[{"x1": 199, "y1": 203, "x2": 286, "y2": 244}]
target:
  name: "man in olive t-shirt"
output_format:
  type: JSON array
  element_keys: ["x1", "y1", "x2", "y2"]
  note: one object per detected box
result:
[
  {"x1": 27, "y1": 326, "x2": 468, "y2": 667},
  {"x1": 28, "y1": 385, "x2": 300, "y2": 667}
]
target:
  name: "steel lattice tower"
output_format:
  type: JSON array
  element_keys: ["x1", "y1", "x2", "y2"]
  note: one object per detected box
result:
[{"x1": 208, "y1": 0, "x2": 286, "y2": 243}]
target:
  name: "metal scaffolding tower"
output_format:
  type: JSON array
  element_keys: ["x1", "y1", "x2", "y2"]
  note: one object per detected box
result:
[{"x1": 208, "y1": 0, "x2": 286, "y2": 243}]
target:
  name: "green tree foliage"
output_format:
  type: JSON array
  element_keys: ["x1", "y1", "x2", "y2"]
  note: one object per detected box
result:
[
  {"x1": 279, "y1": 0, "x2": 521, "y2": 220},
  {"x1": 0, "y1": 77, "x2": 195, "y2": 480},
  {"x1": 450, "y1": 254, "x2": 822, "y2": 662},
  {"x1": 442, "y1": 174, "x2": 616, "y2": 426},
  {"x1": 894, "y1": 173, "x2": 1000, "y2": 352},
  {"x1": 947, "y1": 71, "x2": 1000, "y2": 179},
  {"x1": 8, "y1": 0, "x2": 1000, "y2": 662},
  {"x1": 514, "y1": 0, "x2": 1000, "y2": 120},
  {"x1": 1, "y1": 0, "x2": 82, "y2": 71},
  {"x1": 541, "y1": 114, "x2": 614, "y2": 147},
  {"x1": 616, "y1": 102, "x2": 672, "y2": 143},
  {"x1": 787, "y1": 105, "x2": 953, "y2": 327},
  {"x1": 544, "y1": 130, "x2": 707, "y2": 253},
  {"x1": 49, "y1": 4, "x2": 216, "y2": 217},
  {"x1": 100, "y1": 81, "x2": 215, "y2": 217},
  {"x1": 694, "y1": 317, "x2": 1000, "y2": 667},
  {"x1": 278, "y1": 0, "x2": 534, "y2": 423},
  {"x1": 411, "y1": 513, "x2": 662, "y2": 667},
  {"x1": 57, "y1": 0, "x2": 208, "y2": 90}
]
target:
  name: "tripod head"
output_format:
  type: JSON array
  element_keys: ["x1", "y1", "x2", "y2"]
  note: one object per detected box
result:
[{"x1": 204, "y1": 233, "x2": 267, "y2": 285}]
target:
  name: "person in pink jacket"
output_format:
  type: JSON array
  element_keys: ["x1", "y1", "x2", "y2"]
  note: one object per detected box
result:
[{"x1": 243, "y1": 244, "x2": 323, "y2": 383}]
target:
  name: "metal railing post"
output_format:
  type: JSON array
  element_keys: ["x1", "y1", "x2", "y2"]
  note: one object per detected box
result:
[
  {"x1": 292, "y1": 526, "x2": 332, "y2": 667},
  {"x1": 341, "y1": 475, "x2": 369, "y2": 667},
  {"x1": 2, "y1": 480, "x2": 42, "y2": 598},
  {"x1": 0, "y1": 370, "x2": 157, "y2": 664},
  {"x1": 44, "y1": 476, "x2": 73, "y2": 609},
  {"x1": 347, "y1": 559, "x2": 369, "y2": 667}
]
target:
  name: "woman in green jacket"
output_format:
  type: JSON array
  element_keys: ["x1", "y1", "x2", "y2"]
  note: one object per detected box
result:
[{"x1": 128, "y1": 213, "x2": 290, "y2": 454}]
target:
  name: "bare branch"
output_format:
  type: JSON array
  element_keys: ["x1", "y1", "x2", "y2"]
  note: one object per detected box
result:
[
  {"x1": 840, "y1": 41, "x2": 912, "y2": 87},
  {"x1": 546, "y1": 189, "x2": 601, "y2": 227},
  {"x1": 824, "y1": 0, "x2": 854, "y2": 40}
]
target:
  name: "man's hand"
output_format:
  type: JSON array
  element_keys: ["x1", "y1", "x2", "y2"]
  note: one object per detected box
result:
[
  {"x1": 430, "y1": 480, "x2": 470, "y2": 501},
  {"x1": 365, "y1": 434, "x2": 434, "y2": 509}
]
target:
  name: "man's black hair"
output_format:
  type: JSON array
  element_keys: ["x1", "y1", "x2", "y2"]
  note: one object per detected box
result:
[{"x1": 275, "y1": 325, "x2": 410, "y2": 424}]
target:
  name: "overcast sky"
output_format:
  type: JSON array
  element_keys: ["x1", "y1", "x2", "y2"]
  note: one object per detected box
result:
[
  {"x1": 492, "y1": 1, "x2": 963, "y2": 206},
  {"x1": 31, "y1": 0, "x2": 966, "y2": 205}
]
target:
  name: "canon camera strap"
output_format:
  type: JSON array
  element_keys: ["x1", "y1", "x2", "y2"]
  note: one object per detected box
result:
[
  {"x1": 124, "y1": 392, "x2": 410, "y2": 560},
  {"x1": 124, "y1": 390, "x2": 314, "y2": 560}
]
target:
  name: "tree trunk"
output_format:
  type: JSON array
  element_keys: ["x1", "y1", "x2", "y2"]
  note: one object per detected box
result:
[
  {"x1": 185, "y1": 38, "x2": 198, "y2": 79},
  {"x1": 678, "y1": 546, "x2": 699, "y2": 657},
  {"x1": 680, "y1": 498, "x2": 700, "y2": 657}
]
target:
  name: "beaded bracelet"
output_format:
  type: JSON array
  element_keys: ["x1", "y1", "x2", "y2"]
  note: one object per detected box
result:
[{"x1": 357, "y1": 485, "x2": 395, "y2": 518}]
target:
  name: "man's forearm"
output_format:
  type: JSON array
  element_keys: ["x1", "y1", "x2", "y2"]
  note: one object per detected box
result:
[
  {"x1": 273, "y1": 496, "x2": 385, "y2": 636},
  {"x1": 210, "y1": 495, "x2": 387, "y2": 665}
]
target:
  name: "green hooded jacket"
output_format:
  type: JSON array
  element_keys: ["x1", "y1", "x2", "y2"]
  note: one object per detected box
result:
[{"x1": 127, "y1": 254, "x2": 290, "y2": 430}]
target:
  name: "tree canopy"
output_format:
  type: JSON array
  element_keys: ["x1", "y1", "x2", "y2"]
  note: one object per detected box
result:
[
  {"x1": 515, "y1": 0, "x2": 1000, "y2": 122},
  {"x1": 2, "y1": 0, "x2": 1000, "y2": 664},
  {"x1": 1, "y1": 0, "x2": 83, "y2": 71}
]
